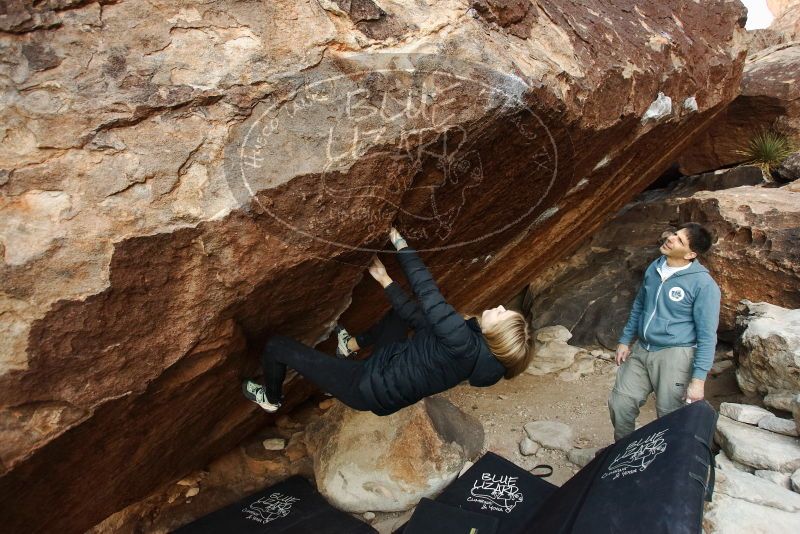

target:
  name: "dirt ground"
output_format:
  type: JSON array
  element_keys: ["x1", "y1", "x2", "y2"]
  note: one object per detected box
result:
[{"x1": 444, "y1": 357, "x2": 638, "y2": 485}]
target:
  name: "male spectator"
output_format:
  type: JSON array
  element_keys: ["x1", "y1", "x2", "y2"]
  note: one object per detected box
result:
[{"x1": 608, "y1": 223, "x2": 721, "y2": 441}]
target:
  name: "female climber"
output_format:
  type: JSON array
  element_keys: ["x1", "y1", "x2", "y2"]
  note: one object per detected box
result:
[{"x1": 242, "y1": 227, "x2": 533, "y2": 415}]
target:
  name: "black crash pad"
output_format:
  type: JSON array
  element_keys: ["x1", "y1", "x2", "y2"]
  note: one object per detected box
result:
[
  {"x1": 172, "y1": 476, "x2": 376, "y2": 534},
  {"x1": 527, "y1": 401, "x2": 718, "y2": 534},
  {"x1": 395, "y1": 451, "x2": 557, "y2": 534},
  {"x1": 402, "y1": 498, "x2": 500, "y2": 534}
]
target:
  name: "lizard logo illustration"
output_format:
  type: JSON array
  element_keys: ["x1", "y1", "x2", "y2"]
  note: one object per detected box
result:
[
  {"x1": 602, "y1": 429, "x2": 669, "y2": 480},
  {"x1": 468, "y1": 473, "x2": 524, "y2": 513},
  {"x1": 242, "y1": 492, "x2": 300, "y2": 525}
]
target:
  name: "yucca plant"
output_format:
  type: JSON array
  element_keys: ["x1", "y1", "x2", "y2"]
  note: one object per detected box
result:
[{"x1": 736, "y1": 128, "x2": 796, "y2": 175}]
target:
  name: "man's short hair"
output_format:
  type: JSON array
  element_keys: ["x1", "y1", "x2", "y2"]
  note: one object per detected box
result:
[{"x1": 678, "y1": 222, "x2": 713, "y2": 255}]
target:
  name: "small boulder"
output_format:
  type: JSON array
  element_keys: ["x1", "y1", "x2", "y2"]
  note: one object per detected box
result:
[
  {"x1": 526, "y1": 326, "x2": 589, "y2": 376},
  {"x1": 304, "y1": 397, "x2": 483, "y2": 513},
  {"x1": 567, "y1": 447, "x2": 600, "y2": 468},
  {"x1": 557, "y1": 353, "x2": 595, "y2": 382},
  {"x1": 523, "y1": 421, "x2": 574, "y2": 452},
  {"x1": 759, "y1": 415, "x2": 800, "y2": 437},
  {"x1": 519, "y1": 437, "x2": 540, "y2": 456},
  {"x1": 719, "y1": 402, "x2": 773, "y2": 425},
  {"x1": 792, "y1": 469, "x2": 800, "y2": 493},
  {"x1": 262, "y1": 438, "x2": 286, "y2": 451},
  {"x1": 534, "y1": 325, "x2": 573, "y2": 343}
]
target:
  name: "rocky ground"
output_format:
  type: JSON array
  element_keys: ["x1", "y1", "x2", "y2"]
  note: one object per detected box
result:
[{"x1": 446, "y1": 356, "x2": 643, "y2": 486}]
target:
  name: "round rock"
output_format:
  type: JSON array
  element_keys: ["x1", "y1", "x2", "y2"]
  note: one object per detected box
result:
[{"x1": 523, "y1": 420, "x2": 574, "y2": 452}]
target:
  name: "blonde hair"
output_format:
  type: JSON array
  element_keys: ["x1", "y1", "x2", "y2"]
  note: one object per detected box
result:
[{"x1": 474, "y1": 310, "x2": 532, "y2": 379}]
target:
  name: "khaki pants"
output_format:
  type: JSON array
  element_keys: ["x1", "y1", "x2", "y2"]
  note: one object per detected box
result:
[{"x1": 608, "y1": 341, "x2": 694, "y2": 441}]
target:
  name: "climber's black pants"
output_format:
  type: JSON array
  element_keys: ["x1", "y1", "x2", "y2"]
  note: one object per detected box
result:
[{"x1": 260, "y1": 309, "x2": 409, "y2": 409}]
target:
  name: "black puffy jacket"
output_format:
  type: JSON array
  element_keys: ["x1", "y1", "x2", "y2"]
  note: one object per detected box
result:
[{"x1": 358, "y1": 247, "x2": 506, "y2": 416}]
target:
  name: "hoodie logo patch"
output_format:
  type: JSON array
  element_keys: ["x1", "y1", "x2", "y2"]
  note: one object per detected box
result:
[{"x1": 668, "y1": 287, "x2": 685, "y2": 302}]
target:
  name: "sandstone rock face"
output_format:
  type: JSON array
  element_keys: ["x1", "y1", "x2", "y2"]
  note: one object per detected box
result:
[
  {"x1": 0, "y1": 1, "x2": 748, "y2": 530},
  {"x1": 768, "y1": 0, "x2": 800, "y2": 41},
  {"x1": 526, "y1": 167, "x2": 800, "y2": 347},
  {"x1": 715, "y1": 415, "x2": 800, "y2": 474},
  {"x1": 678, "y1": 42, "x2": 800, "y2": 175},
  {"x1": 526, "y1": 325, "x2": 586, "y2": 375},
  {"x1": 715, "y1": 459, "x2": 800, "y2": 512},
  {"x1": 768, "y1": 0, "x2": 797, "y2": 18},
  {"x1": 691, "y1": 191, "x2": 800, "y2": 335},
  {"x1": 754, "y1": 469, "x2": 793, "y2": 490},
  {"x1": 704, "y1": 454, "x2": 800, "y2": 534},
  {"x1": 716, "y1": 449, "x2": 755, "y2": 474},
  {"x1": 304, "y1": 397, "x2": 482, "y2": 513},
  {"x1": 704, "y1": 493, "x2": 800, "y2": 533},
  {"x1": 710, "y1": 359, "x2": 734, "y2": 377},
  {"x1": 735, "y1": 302, "x2": 800, "y2": 399}
]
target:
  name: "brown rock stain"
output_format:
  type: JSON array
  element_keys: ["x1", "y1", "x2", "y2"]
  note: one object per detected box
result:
[{"x1": 384, "y1": 409, "x2": 446, "y2": 486}]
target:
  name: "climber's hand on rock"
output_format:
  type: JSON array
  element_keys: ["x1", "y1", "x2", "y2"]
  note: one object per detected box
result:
[
  {"x1": 389, "y1": 227, "x2": 407, "y2": 250},
  {"x1": 615, "y1": 343, "x2": 631, "y2": 366},
  {"x1": 368, "y1": 256, "x2": 392, "y2": 288}
]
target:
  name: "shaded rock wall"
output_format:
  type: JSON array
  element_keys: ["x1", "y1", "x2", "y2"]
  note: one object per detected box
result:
[
  {"x1": 0, "y1": 1, "x2": 747, "y2": 531},
  {"x1": 527, "y1": 167, "x2": 800, "y2": 349}
]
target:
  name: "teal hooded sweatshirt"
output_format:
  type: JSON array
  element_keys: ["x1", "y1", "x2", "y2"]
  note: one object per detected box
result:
[{"x1": 619, "y1": 256, "x2": 721, "y2": 380}]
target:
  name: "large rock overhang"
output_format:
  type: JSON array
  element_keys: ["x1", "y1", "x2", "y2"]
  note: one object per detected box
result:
[{"x1": 0, "y1": 1, "x2": 747, "y2": 531}]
